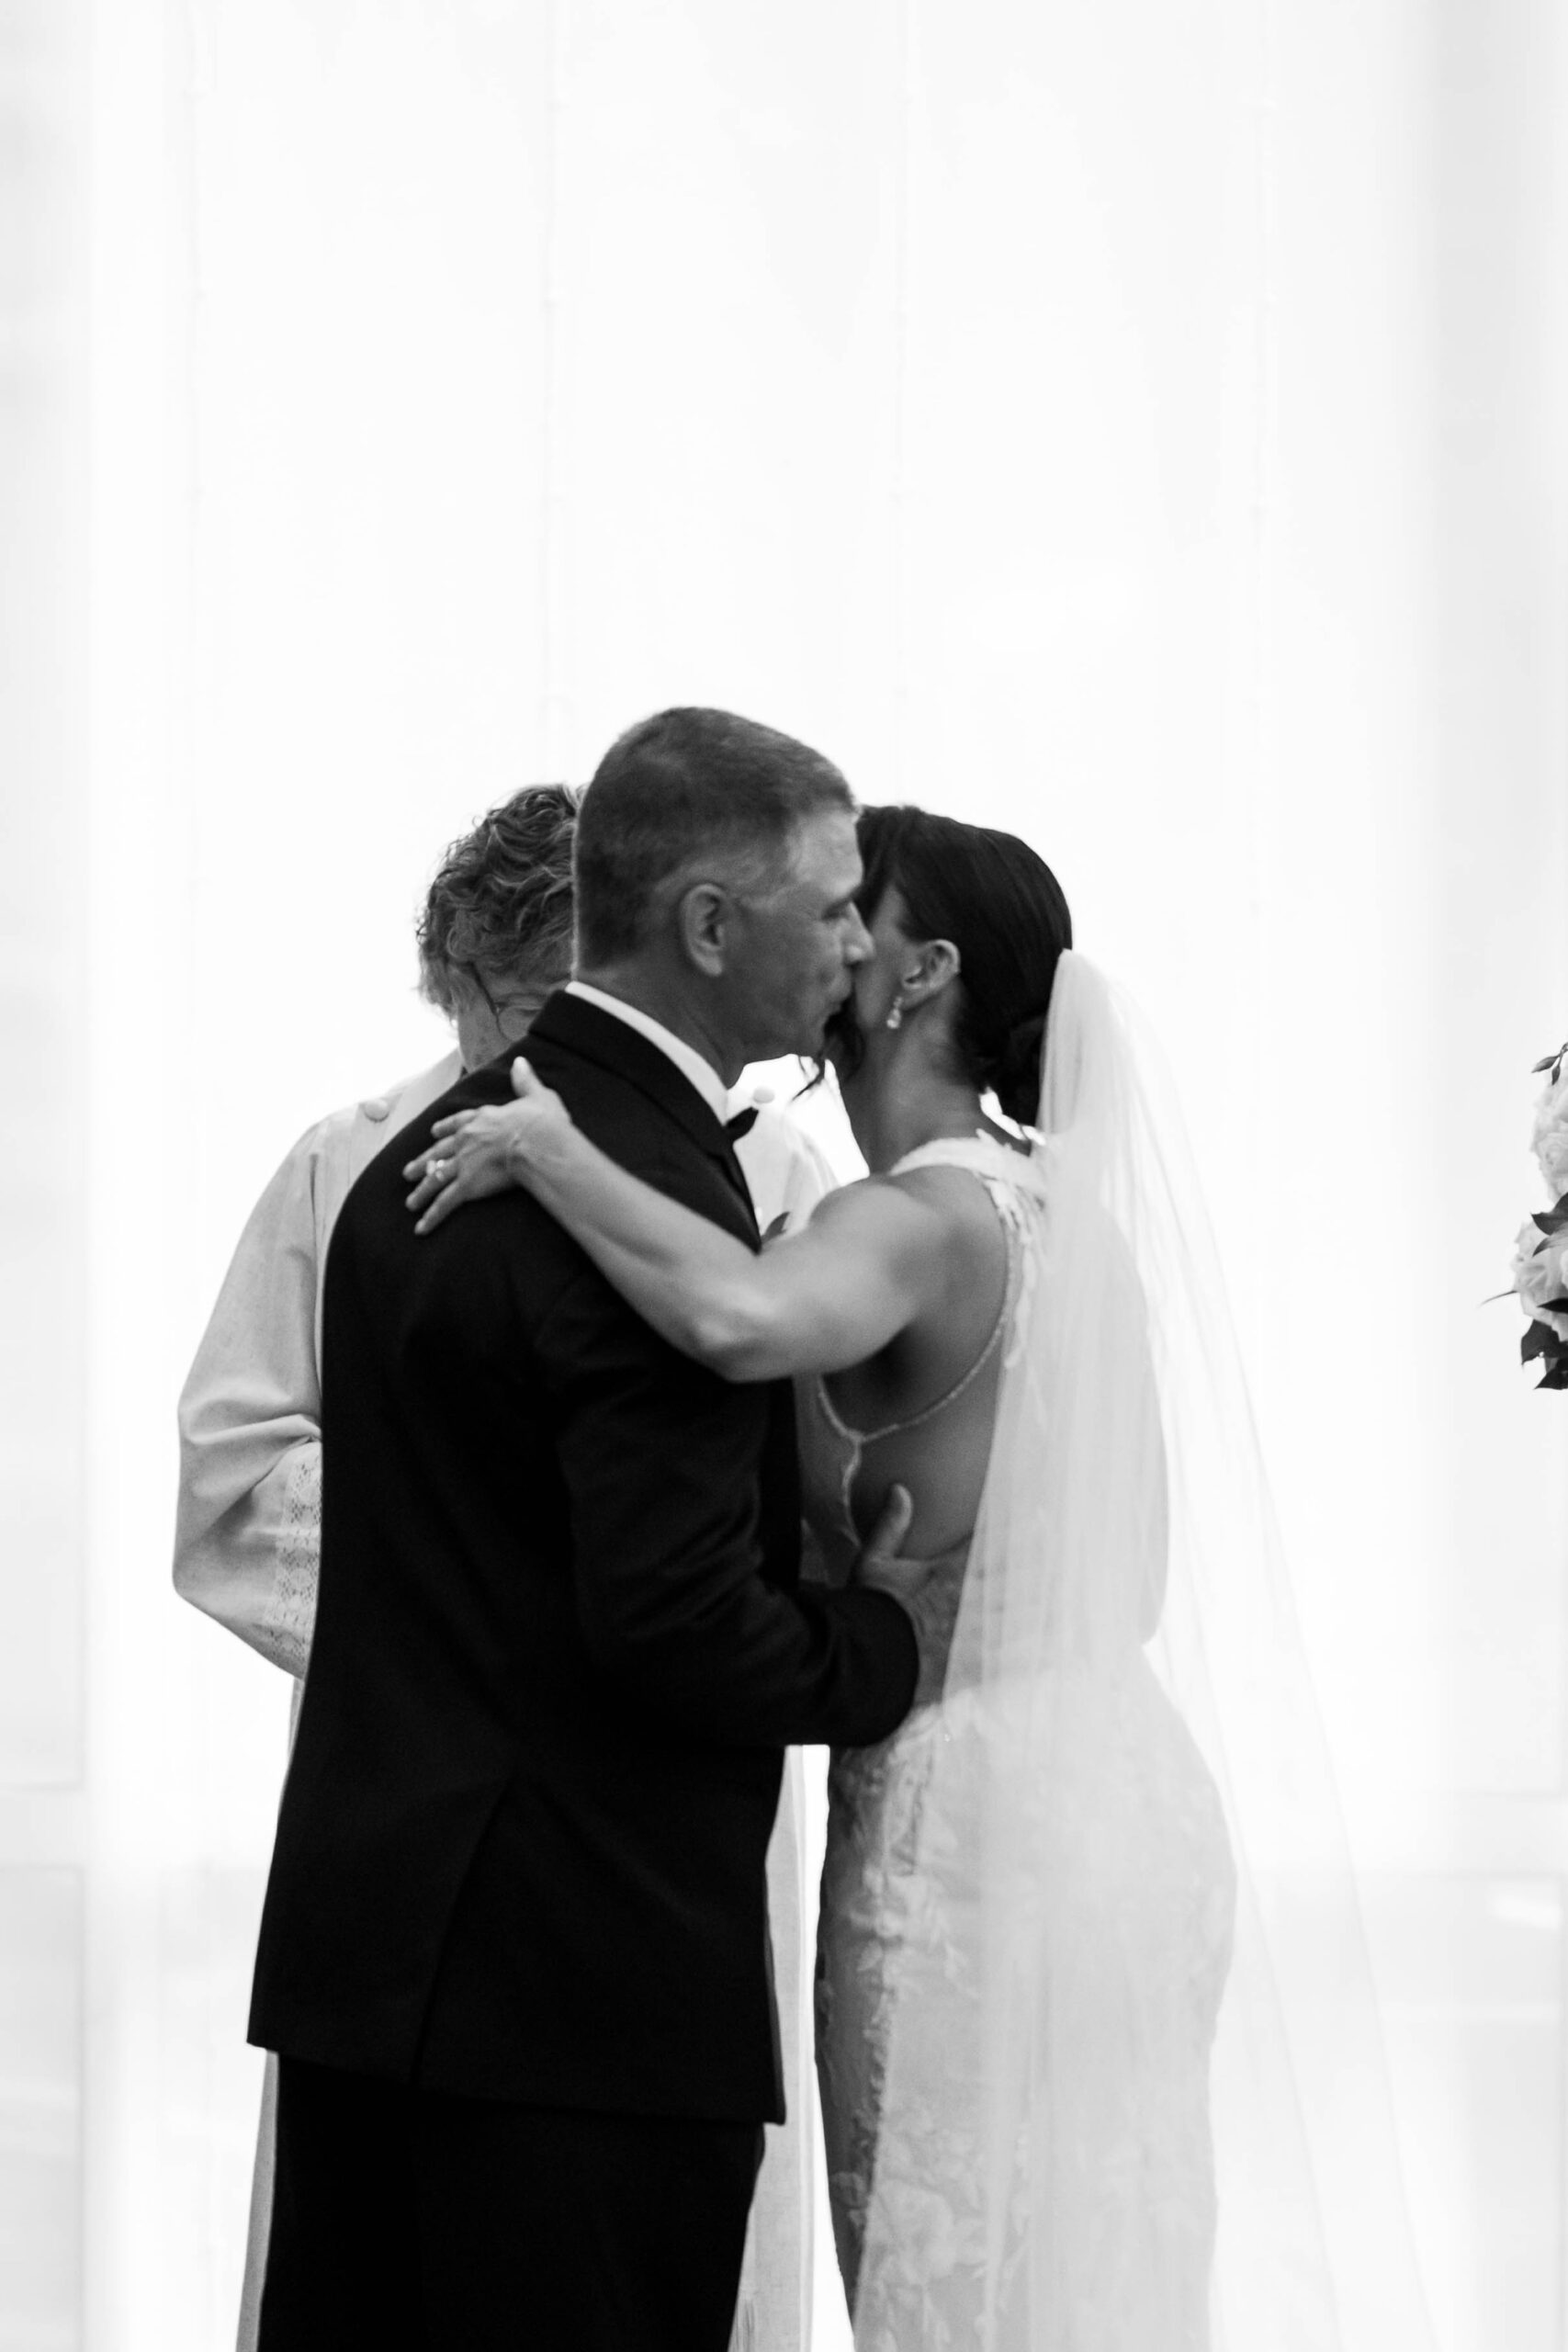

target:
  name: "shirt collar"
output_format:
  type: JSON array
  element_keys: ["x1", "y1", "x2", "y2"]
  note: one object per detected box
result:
[{"x1": 564, "y1": 982, "x2": 729, "y2": 1124}]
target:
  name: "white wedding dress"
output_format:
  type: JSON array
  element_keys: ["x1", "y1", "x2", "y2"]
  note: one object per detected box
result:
[
  {"x1": 803, "y1": 1133, "x2": 1237, "y2": 2349},
  {"x1": 794, "y1": 958, "x2": 1438, "y2": 2351}
]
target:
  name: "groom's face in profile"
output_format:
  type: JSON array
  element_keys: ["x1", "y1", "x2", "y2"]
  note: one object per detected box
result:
[{"x1": 722, "y1": 808, "x2": 873, "y2": 1061}]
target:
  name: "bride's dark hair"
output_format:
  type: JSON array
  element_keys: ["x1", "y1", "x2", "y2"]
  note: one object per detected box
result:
[{"x1": 853, "y1": 805, "x2": 1073, "y2": 1125}]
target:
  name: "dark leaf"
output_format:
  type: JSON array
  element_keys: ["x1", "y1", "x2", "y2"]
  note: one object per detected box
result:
[
  {"x1": 1538, "y1": 1359, "x2": 1568, "y2": 1390},
  {"x1": 1522, "y1": 1320, "x2": 1561, "y2": 1363},
  {"x1": 1530, "y1": 1208, "x2": 1568, "y2": 1237}
]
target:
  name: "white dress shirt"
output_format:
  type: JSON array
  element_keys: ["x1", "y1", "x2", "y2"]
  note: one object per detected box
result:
[{"x1": 564, "y1": 979, "x2": 730, "y2": 1122}]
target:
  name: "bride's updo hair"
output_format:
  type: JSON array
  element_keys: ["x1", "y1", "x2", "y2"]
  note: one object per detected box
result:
[{"x1": 856, "y1": 805, "x2": 1072, "y2": 1125}]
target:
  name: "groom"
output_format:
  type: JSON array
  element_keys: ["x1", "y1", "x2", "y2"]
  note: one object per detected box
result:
[{"x1": 249, "y1": 709, "x2": 942, "y2": 2350}]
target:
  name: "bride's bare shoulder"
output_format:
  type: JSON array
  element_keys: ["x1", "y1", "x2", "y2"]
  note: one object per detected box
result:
[{"x1": 881, "y1": 1159, "x2": 1015, "y2": 1272}]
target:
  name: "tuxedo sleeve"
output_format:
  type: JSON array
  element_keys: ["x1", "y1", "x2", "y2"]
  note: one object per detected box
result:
[{"x1": 535, "y1": 1264, "x2": 918, "y2": 1749}]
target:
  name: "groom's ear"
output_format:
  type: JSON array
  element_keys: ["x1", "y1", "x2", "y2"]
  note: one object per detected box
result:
[{"x1": 674, "y1": 879, "x2": 729, "y2": 978}]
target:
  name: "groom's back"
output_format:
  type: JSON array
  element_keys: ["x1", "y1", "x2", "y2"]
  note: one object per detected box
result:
[{"x1": 249, "y1": 993, "x2": 800, "y2": 2121}]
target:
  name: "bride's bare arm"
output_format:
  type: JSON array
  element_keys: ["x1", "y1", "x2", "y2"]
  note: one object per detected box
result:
[{"x1": 403, "y1": 1060, "x2": 946, "y2": 1382}]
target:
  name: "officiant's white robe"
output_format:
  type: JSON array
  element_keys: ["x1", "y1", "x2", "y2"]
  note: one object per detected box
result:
[{"x1": 175, "y1": 1052, "x2": 833, "y2": 2352}]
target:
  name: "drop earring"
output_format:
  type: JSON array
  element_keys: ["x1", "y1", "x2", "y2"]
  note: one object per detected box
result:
[{"x1": 886, "y1": 1001, "x2": 903, "y2": 1032}]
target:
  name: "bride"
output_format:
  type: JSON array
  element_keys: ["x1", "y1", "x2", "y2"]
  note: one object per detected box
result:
[{"x1": 404, "y1": 802, "x2": 1245, "y2": 2347}]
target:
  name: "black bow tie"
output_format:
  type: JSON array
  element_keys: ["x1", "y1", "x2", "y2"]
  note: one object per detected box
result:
[{"x1": 724, "y1": 1105, "x2": 760, "y2": 1142}]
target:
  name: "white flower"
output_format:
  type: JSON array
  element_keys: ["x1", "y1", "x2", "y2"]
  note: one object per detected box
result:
[
  {"x1": 1514, "y1": 1218, "x2": 1568, "y2": 1341},
  {"x1": 1535, "y1": 1123, "x2": 1568, "y2": 1201},
  {"x1": 1531, "y1": 1059, "x2": 1568, "y2": 1172}
]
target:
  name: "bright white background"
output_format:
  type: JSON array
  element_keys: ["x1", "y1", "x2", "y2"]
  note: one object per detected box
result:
[{"x1": 3, "y1": 0, "x2": 1565, "y2": 2345}]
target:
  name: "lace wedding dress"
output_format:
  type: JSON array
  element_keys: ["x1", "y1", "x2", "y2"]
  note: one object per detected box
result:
[{"x1": 804, "y1": 1132, "x2": 1237, "y2": 2350}]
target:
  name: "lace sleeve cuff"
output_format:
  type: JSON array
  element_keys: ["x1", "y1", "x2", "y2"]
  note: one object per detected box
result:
[{"x1": 261, "y1": 1442, "x2": 321, "y2": 1679}]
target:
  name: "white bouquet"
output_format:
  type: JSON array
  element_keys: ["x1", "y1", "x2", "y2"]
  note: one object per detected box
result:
[{"x1": 1513, "y1": 1043, "x2": 1568, "y2": 1388}]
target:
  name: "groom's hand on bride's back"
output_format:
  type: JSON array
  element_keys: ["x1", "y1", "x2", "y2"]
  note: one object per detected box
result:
[{"x1": 852, "y1": 1485, "x2": 964, "y2": 1708}]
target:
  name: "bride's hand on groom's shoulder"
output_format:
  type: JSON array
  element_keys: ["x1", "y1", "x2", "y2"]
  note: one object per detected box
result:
[
  {"x1": 403, "y1": 1058, "x2": 572, "y2": 1235},
  {"x1": 851, "y1": 1485, "x2": 964, "y2": 1707}
]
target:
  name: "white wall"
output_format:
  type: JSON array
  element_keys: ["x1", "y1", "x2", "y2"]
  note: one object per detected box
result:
[{"x1": 2, "y1": 1, "x2": 1563, "y2": 2344}]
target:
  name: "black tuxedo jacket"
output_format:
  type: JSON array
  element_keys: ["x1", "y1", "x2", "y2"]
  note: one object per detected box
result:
[{"x1": 248, "y1": 990, "x2": 918, "y2": 2122}]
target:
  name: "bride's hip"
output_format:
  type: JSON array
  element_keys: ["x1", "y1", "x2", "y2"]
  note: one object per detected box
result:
[{"x1": 824, "y1": 1654, "x2": 1234, "y2": 1900}]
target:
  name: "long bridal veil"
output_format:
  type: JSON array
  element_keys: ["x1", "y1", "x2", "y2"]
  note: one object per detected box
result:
[{"x1": 854, "y1": 953, "x2": 1435, "y2": 2351}]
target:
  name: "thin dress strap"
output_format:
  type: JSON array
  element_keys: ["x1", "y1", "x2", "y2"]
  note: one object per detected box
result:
[{"x1": 810, "y1": 1136, "x2": 1047, "y2": 1535}]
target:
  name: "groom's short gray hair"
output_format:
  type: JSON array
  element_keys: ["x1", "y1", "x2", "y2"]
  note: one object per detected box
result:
[{"x1": 574, "y1": 707, "x2": 854, "y2": 966}]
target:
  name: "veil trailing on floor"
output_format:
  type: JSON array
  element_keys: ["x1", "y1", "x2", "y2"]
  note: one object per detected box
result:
[{"x1": 853, "y1": 953, "x2": 1435, "y2": 2351}]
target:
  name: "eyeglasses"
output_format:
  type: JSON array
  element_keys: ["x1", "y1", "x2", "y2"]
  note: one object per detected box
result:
[{"x1": 464, "y1": 965, "x2": 546, "y2": 1033}]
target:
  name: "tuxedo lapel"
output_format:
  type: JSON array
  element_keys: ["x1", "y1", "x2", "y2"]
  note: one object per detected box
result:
[{"x1": 522, "y1": 991, "x2": 759, "y2": 1236}]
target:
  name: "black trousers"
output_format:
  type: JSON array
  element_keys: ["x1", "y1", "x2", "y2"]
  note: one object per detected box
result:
[{"x1": 259, "y1": 2056, "x2": 763, "y2": 2352}]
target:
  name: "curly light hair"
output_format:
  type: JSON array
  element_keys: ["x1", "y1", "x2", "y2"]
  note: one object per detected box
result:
[{"x1": 416, "y1": 784, "x2": 581, "y2": 1019}]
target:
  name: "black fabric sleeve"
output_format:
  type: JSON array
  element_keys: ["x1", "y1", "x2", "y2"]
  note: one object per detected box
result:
[{"x1": 534, "y1": 1263, "x2": 918, "y2": 1749}]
